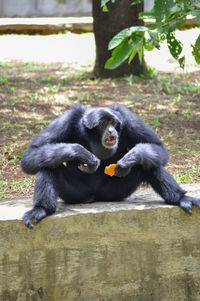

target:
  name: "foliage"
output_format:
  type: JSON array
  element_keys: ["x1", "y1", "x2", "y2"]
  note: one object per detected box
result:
[{"x1": 101, "y1": 0, "x2": 200, "y2": 70}]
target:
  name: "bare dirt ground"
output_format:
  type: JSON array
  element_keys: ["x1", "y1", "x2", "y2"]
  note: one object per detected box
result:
[{"x1": 0, "y1": 29, "x2": 200, "y2": 197}]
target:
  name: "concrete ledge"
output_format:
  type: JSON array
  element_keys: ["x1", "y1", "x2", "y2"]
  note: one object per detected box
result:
[
  {"x1": 0, "y1": 17, "x2": 93, "y2": 34},
  {"x1": 1, "y1": 184, "x2": 200, "y2": 301},
  {"x1": 0, "y1": 16, "x2": 198, "y2": 35}
]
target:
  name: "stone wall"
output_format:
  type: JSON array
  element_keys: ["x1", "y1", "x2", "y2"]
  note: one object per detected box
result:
[
  {"x1": 0, "y1": 0, "x2": 92, "y2": 17},
  {"x1": 0, "y1": 0, "x2": 153, "y2": 17},
  {"x1": 1, "y1": 185, "x2": 200, "y2": 301}
]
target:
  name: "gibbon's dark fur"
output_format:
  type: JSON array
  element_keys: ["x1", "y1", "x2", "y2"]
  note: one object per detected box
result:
[{"x1": 21, "y1": 104, "x2": 200, "y2": 228}]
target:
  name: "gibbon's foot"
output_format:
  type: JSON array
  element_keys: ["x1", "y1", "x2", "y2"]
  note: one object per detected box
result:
[
  {"x1": 23, "y1": 207, "x2": 48, "y2": 229},
  {"x1": 179, "y1": 195, "x2": 200, "y2": 214}
]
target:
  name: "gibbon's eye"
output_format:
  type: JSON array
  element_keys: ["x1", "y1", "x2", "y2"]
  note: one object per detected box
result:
[{"x1": 98, "y1": 120, "x2": 108, "y2": 131}]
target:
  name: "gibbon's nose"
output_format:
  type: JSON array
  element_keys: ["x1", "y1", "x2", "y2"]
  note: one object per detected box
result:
[{"x1": 108, "y1": 126, "x2": 114, "y2": 134}]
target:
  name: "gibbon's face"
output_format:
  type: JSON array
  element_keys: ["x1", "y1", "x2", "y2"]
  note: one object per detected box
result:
[{"x1": 88, "y1": 120, "x2": 119, "y2": 160}]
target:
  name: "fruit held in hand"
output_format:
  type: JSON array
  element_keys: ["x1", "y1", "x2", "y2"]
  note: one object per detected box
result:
[{"x1": 104, "y1": 164, "x2": 117, "y2": 177}]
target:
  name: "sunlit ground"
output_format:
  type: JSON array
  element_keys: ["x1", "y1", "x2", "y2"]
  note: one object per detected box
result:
[
  {"x1": 0, "y1": 32, "x2": 95, "y2": 64},
  {"x1": 0, "y1": 28, "x2": 199, "y2": 73}
]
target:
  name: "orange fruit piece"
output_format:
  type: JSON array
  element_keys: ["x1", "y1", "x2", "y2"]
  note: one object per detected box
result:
[{"x1": 104, "y1": 164, "x2": 117, "y2": 177}]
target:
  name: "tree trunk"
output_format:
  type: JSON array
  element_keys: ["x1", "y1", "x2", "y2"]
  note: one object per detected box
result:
[{"x1": 92, "y1": 0, "x2": 147, "y2": 78}]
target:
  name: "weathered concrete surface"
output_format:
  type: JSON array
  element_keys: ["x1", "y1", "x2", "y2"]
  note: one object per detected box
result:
[{"x1": 0, "y1": 184, "x2": 200, "y2": 301}]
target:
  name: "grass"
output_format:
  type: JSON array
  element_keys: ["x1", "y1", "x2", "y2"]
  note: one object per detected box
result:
[
  {"x1": 0, "y1": 73, "x2": 9, "y2": 84},
  {"x1": 0, "y1": 58, "x2": 200, "y2": 198},
  {"x1": 0, "y1": 177, "x2": 34, "y2": 198},
  {"x1": 174, "y1": 166, "x2": 200, "y2": 185}
]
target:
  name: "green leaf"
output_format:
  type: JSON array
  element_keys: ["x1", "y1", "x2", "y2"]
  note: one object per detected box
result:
[
  {"x1": 153, "y1": 0, "x2": 176, "y2": 23},
  {"x1": 144, "y1": 41, "x2": 155, "y2": 51},
  {"x1": 148, "y1": 29, "x2": 161, "y2": 48},
  {"x1": 102, "y1": 5, "x2": 109, "y2": 12},
  {"x1": 163, "y1": 17, "x2": 186, "y2": 32},
  {"x1": 144, "y1": 29, "x2": 160, "y2": 50},
  {"x1": 138, "y1": 44, "x2": 143, "y2": 63},
  {"x1": 190, "y1": 9, "x2": 200, "y2": 25},
  {"x1": 148, "y1": 29, "x2": 159, "y2": 41},
  {"x1": 160, "y1": 33, "x2": 166, "y2": 41},
  {"x1": 105, "y1": 38, "x2": 134, "y2": 69},
  {"x1": 101, "y1": 0, "x2": 110, "y2": 7},
  {"x1": 131, "y1": 0, "x2": 143, "y2": 4},
  {"x1": 139, "y1": 12, "x2": 156, "y2": 20},
  {"x1": 183, "y1": 0, "x2": 200, "y2": 10},
  {"x1": 167, "y1": 32, "x2": 182, "y2": 59},
  {"x1": 192, "y1": 34, "x2": 200, "y2": 64},
  {"x1": 101, "y1": 0, "x2": 115, "y2": 7},
  {"x1": 178, "y1": 56, "x2": 185, "y2": 69},
  {"x1": 128, "y1": 47, "x2": 138, "y2": 64},
  {"x1": 108, "y1": 26, "x2": 147, "y2": 50},
  {"x1": 128, "y1": 35, "x2": 144, "y2": 63}
]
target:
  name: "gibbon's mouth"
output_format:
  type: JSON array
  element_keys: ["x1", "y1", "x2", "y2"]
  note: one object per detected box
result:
[
  {"x1": 105, "y1": 136, "x2": 116, "y2": 143},
  {"x1": 103, "y1": 136, "x2": 117, "y2": 149}
]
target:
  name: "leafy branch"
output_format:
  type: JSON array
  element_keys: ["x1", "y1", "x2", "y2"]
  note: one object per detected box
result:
[{"x1": 101, "y1": 0, "x2": 200, "y2": 70}]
